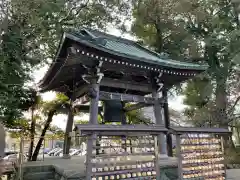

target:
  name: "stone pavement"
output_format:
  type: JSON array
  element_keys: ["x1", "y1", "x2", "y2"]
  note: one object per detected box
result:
[{"x1": 226, "y1": 169, "x2": 240, "y2": 180}]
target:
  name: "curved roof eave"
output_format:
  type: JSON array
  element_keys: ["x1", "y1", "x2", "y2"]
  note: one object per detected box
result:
[
  {"x1": 39, "y1": 31, "x2": 209, "y2": 91},
  {"x1": 64, "y1": 33, "x2": 208, "y2": 71}
]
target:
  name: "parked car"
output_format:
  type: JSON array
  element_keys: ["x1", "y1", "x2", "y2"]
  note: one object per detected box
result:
[
  {"x1": 58, "y1": 149, "x2": 78, "y2": 157},
  {"x1": 70, "y1": 149, "x2": 86, "y2": 156},
  {"x1": 77, "y1": 150, "x2": 86, "y2": 156},
  {"x1": 48, "y1": 148, "x2": 61, "y2": 156},
  {"x1": 4, "y1": 151, "x2": 18, "y2": 157},
  {"x1": 69, "y1": 149, "x2": 81, "y2": 156},
  {"x1": 43, "y1": 148, "x2": 51, "y2": 154},
  {"x1": 3, "y1": 153, "x2": 27, "y2": 162},
  {"x1": 53, "y1": 149, "x2": 63, "y2": 156}
]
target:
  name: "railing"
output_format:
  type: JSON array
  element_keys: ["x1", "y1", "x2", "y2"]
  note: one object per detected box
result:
[
  {"x1": 75, "y1": 124, "x2": 168, "y2": 180},
  {"x1": 171, "y1": 127, "x2": 231, "y2": 180}
]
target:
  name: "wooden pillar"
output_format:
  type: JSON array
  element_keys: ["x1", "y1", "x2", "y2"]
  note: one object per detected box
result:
[
  {"x1": 86, "y1": 78, "x2": 100, "y2": 179},
  {"x1": 176, "y1": 134, "x2": 183, "y2": 180},
  {"x1": 121, "y1": 104, "x2": 128, "y2": 153},
  {"x1": 152, "y1": 89, "x2": 168, "y2": 157},
  {"x1": 89, "y1": 80, "x2": 100, "y2": 125},
  {"x1": 63, "y1": 105, "x2": 74, "y2": 158},
  {"x1": 162, "y1": 88, "x2": 173, "y2": 157}
]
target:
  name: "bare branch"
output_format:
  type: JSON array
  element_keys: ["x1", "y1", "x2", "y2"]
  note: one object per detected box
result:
[
  {"x1": 228, "y1": 96, "x2": 240, "y2": 115},
  {"x1": 227, "y1": 114, "x2": 240, "y2": 124}
]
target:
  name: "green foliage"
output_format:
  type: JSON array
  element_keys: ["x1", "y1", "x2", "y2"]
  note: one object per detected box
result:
[
  {"x1": 0, "y1": 0, "x2": 131, "y2": 126},
  {"x1": 131, "y1": 0, "x2": 240, "y2": 128},
  {"x1": 126, "y1": 109, "x2": 152, "y2": 124},
  {"x1": 131, "y1": 0, "x2": 194, "y2": 58},
  {"x1": 75, "y1": 120, "x2": 89, "y2": 124},
  {"x1": 48, "y1": 125, "x2": 65, "y2": 139},
  {"x1": 18, "y1": 88, "x2": 40, "y2": 111},
  {"x1": 183, "y1": 76, "x2": 212, "y2": 108},
  {"x1": 8, "y1": 118, "x2": 30, "y2": 138},
  {"x1": 124, "y1": 103, "x2": 152, "y2": 124}
]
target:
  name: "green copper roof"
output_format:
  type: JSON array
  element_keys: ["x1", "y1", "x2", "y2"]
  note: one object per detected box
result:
[
  {"x1": 65, "y1": 28, "x2": 208, "y2": 71},
  {"x1": 103, "y1": 39, "x2": 206, "y2": 69}
]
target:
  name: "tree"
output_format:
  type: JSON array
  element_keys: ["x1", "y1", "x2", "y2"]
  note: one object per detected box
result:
[
  {"x1": 31, "y1": 93, "x2": 69, "y2": 161},
  {"x1": 0, "y1": 0, "x2": 131, "y2": 126},
  {"x1": 22, "y1": 89, "x2": 41, "y2": 161},
  {"x1": 130, "y1": 0, "x2": 240, "y2": 148}
]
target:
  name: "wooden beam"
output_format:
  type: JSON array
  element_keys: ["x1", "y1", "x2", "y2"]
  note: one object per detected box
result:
[
  {"x1": 73, "y1": 91, "x2": 164, "y2": 105},
  {"x1": 73, "y1": 85, "x2": 89, "y2": 100},
  {"x1": 72, "y1": 94, "x2": 90, "y2": 106},
  {"x1": 74, "y1": 124, "x2": 168, "y2": 135},
  {"x1": 170, "y1": 127, "x2": 231, "y2": 134},
  {"x1": 73, "y1": 105, "x2": 103, "y2": 113},
  {"x1": 99, "y1": 91, "x2": 163, "y2": 104},
  {"x1": 100, "y1": 78, "x2": 152, "y2": 93},
  {"x1": 124, "y1": 103, "x2": 152, "y2": 112}
]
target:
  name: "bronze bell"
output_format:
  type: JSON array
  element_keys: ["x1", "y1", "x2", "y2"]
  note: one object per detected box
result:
[{"x1": 103, "y1": 100, "x2": 126, "y2": 123}]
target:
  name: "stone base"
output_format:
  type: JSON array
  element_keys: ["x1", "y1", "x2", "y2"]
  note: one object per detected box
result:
[
  {"x1": 62, "y1": 154, "x2": 71, "y2": 159},
  {"x1": 159, "y1": 154, "x2": 170, "y2": 160},
  {"x1": 159, "y1": 156, "x2": 178, "y2": 167}
]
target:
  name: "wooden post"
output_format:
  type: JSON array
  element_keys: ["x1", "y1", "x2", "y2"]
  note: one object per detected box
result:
[
  {"x1": 221, "y1": 135, "x2": 227, "y2": 179},
  {"x1": 86, "y1": 78, "x2": 100, "y2": 180},
  {"x1": 152, "y1": 89, "x2": 168, "y2": 157},
  {"x1": 154, "y1": 135, "x2": 161, "y2": 180},
  {"x1": 63, "y1": 104, "x2": 74, "y2": 159},
  {"x1": 89, "y1": 80, "x2": 100, "y2": 125},
  {"x1": 162, "y1": 88, "x2": 173, "y2": 156},
  {"x1": 176, "y1": 134, "x2": 183, "y2": 180}
]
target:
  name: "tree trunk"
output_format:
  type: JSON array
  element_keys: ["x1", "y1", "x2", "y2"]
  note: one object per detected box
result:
[
  {"x1": 154, "y1": 21, "x2": 164, "y2": 53},
  {"x1": 215, "y1": 77, "x2": 234, "y2": 149},
  {"x1": 236, "y1": 127, "x2": 240, "y2": 144},
  {"x1": 31, "y1": 110, "x2": 55, "y2": 161},
  {"x1": 28, "y1": 108, "x2": 35, "y2": 161},
  {"x1": 63, "y1": 106, "x2": 74, "y2": 157}
]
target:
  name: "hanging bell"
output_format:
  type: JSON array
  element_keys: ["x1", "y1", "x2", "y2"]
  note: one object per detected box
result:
[{"x1": 103, "y1": 100, "x2": 125, "y2": 122}]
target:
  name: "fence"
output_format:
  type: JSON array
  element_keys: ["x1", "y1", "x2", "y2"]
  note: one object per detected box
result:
[
  {"x1": 172, "y1": 127, "x2": 230, "y2": 180},
  {"x1": 74, "y1": 125, "x2": 230, "y2": 180},
  {"x1": 6, "y1": 125, "x2": 230, "y2": 180},
  {"x1": 91, "y1": 135, "x2": 157, "y2": 179},
  {"x1": 74, "y1": 124, "x2": 168, "y2": 180}
]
